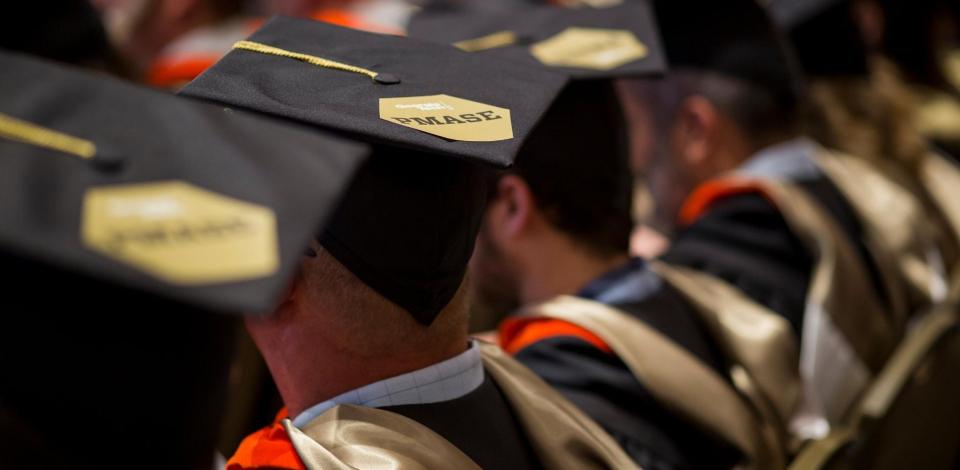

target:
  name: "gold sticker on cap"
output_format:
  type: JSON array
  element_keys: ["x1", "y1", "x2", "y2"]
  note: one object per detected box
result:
[
  {"x1": 454, "y1": 31, "x2": 518, "y2": 52},
  {"x1": 82, "y1": 181, "x2": 278, "y2": 285},
  {"x1": 530, "y1": 27, "x2": 647, "y2": 71},
  {"x1": 556, "y1": 0, "x2": 623, "y2": 7},
  {"x1": 379, "y1": 94, "x2": 513, "y2": 142}
]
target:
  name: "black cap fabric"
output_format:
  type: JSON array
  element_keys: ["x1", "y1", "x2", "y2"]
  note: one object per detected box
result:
[
  {"x1": 183, "y1": 16, "x2": 566, "y2": 168},
  {"x1": 0, "y1": 51, "x2": 367, "y2": 315},
  {"x1": 765, "y1": 0, "x2": 870, "y2": 77},
  {"x1": 182, "y1": 17, "x2": 566, "y2": 324},
  {"x1": 653, "y1": 0, "x2": 801, "y2": 107},
  {"x1": 416, "y1": 0, "x2": 544, "y2": 15},
  {"x1": 408, "y1": 1, "x2": 666, "y2": 79},
  {"x1": 2, "y1": 255, "x2": 240, "y2": 469},
  {"x1": 318, "y1": 146, "x2": 489, "y2": 325}
]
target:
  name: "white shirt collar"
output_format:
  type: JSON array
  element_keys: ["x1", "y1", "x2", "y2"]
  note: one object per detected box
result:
[
  {"x1": 292, "y1": 340, "x2": 484, "y2": 428},
  {"x1": 737, "y1": 136, "x2": 822, "y2": 181}
]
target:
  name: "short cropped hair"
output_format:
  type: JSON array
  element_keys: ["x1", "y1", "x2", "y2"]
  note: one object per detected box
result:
[
  {"x1": 301, "y1": 246, "x2": 470, "y2": 358},
  {"x1": 504, "y1": 80, "x2": 633, "y2": 259},
  {"x1": 630, "y1": 68, "x2": 802, "y2": 149}
]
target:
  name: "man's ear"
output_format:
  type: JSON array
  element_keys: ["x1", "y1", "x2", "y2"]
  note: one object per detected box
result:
[
  {"x1": 674, "y1": 96, "x2": 720, "y2": 166},
  {"x1": 487, "y1": 174, "x2": 537, "y2": 242}
]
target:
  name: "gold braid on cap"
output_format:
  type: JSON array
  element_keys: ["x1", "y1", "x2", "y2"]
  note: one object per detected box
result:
[
  {"x1": 0, "y1": 112, "x2": 96, "y2": 160},
  {"x1": 233, "y1": 40, "x2": 386, "y2": 82}
]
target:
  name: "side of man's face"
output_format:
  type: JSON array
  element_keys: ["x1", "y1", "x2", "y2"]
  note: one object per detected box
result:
[
  {"x1": 615, "y1": 79, "x2": 699, "y2": 235},
  {"x1": 469, "y1": 206, "x2": 522, "y2": 319}
]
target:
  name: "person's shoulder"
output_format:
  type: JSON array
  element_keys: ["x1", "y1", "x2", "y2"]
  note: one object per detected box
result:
[
  {"x1": 669, "y1": 188, "x2": 800, "y2": 258},
  {"x1": 690, "y1": 190, "x2": 783, "y2": 226},
  {"x1": 505, "y1": 317, "x2": 740, "y2": 470},
  {"x1": 664, "y1": 187, "x2": 813, "y2": 333}
]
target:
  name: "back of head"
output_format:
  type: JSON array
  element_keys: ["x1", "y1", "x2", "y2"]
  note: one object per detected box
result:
[
  {"x1": 512, "y1": 80, "x2": 633, "y2": 258},
  {"x1": 319, "y1": 146, "x2": 488, "y2": 325},
  {"x1": 772, "y1": 0, "x2": 929, "y2": 171},
  {"x1": 2, "y1": 0, "x2": 130, "y2": 76},
  {"x1": 878, "y1": 0, "x2": 959, "y2": 92},
  {"x1": 300, "y1": 246, "x2": 470, "y2": 358},
  {"x1": 783, "y1": 0, "x2": 870, "y2": 78},
  {"x1": 0, "y1": 250, "x2": 237, "y2": 470},
  {"x1": 652, "y1": 0, "x2": 803, "y2": 143}
]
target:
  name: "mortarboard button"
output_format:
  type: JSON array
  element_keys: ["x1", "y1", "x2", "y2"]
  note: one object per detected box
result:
[
  {"x1": 90, "y1": 147, "x2": 126, "y2": 171},
  {"x1": 373, "y1": 73, "x2": 400, "y2": 85}
]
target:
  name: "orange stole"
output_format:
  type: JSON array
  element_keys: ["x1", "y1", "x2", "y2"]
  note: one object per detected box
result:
[
  {"x1": 226, "y1": 408, "x2": 305, "y2": 470},
  {"x1": 499, "y1": 316, "x2": 614, "y2": 355}
]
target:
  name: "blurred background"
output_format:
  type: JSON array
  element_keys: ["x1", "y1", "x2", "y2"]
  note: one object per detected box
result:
[{"x1": 6, "y1": 0, "x2": 960, "y2": 460}]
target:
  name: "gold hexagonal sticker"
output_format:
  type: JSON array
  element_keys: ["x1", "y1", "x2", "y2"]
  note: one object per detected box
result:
[
  {"x1": 530, "y1": 27, "x2": 648, "y2": 71},
  {"x1": 454, "y1": 31, "x2": 518, "y2": 52},
  {"x1": 82, "y1": 181, "x2": 278, "y2": 285},
  {"x1": 380, "y1": 94, "x2": 513, "y2": 142}
]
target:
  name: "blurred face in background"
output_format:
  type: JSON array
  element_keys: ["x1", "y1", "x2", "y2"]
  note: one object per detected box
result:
[{"x1": 615, "y1": 77, "x2": 700, "y2": 235}]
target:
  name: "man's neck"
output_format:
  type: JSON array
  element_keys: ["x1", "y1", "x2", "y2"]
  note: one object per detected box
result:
[
  {"x1": 518, "y1": 239, "x2": 629, "y2": 307},
  {"x1": 250, "y1": 319, "x2": 468, "y2": 418}
]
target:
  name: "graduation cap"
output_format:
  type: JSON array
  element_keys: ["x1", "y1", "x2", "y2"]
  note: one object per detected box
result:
[
  {"x1": 416, "y1": 0, "x2": 545, "y2": 15},
  {"x1": 181, "y1": 16, "x2": 567, "y2": 324},
  {"x1": 0, "y1": 50, "x2": 367, "y2": 316},
  {"x1": 409, "y1": 3, "x2": 657, "y2": 250},
  {"x1": 765, "y1": 0, "x2": 840, "y2": 27},
  {"x1": 764, "y1": 0, "x2": 870, "y2": 77},
  {"x1": 651, "y1": 0, "x2": 802, "y2": 108},
  {"x1": 408, "y1": 1, "x2": 666, "y2": 79},
  {"x1": 0, "y1": 51, "x2": 365, "y2": 469}
]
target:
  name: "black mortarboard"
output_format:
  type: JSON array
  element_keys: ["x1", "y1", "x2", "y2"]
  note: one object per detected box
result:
[
  {"x1": 0, "y1": 50, "x2": 367, "y2": 315},
  {"x1": 765, "y1": 0, "x2": 870, "y2": 77},
  {"x1": 181, "y1": 17, "x2": 566, "y2": 324},
  {"x1": 410, "y1": 3, "x2": 656, "y2": 253},
  {"x1": 0, "y1": 51, "x2": 364, "y2": 470},
  {"x1": 652, "y1": 0, "x2": 801, "y2": 107},
  {"x1": 408, "y1": 1, "x2": 666, "y2": 79}
]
